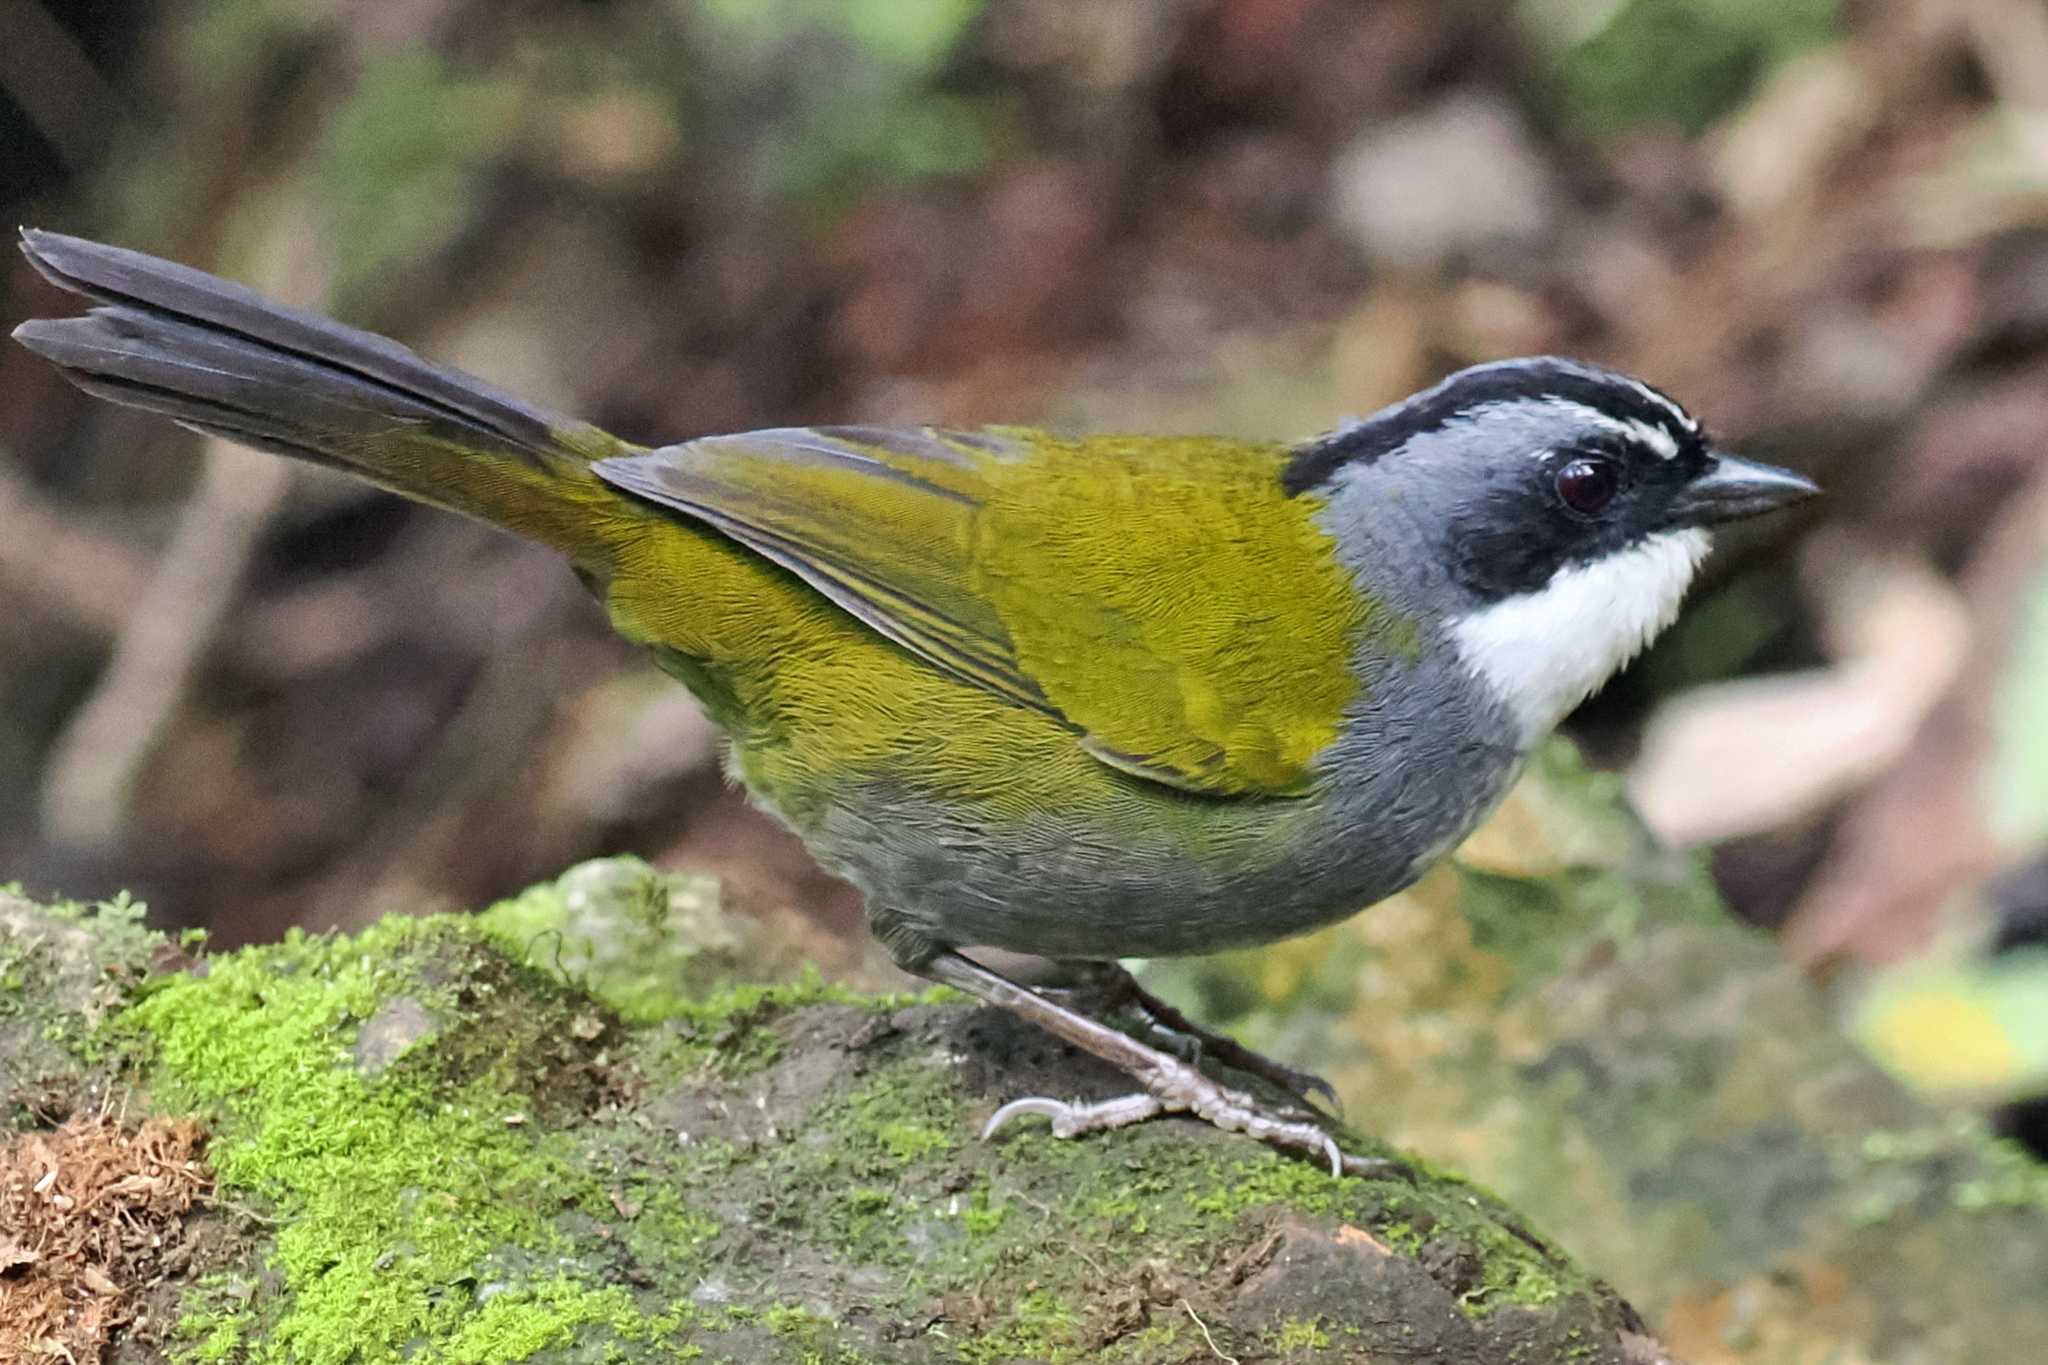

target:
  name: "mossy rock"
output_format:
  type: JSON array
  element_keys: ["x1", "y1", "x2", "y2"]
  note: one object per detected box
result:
[{"x1": 0, "y1": 862, "x2": 1661, "y2": 1364}]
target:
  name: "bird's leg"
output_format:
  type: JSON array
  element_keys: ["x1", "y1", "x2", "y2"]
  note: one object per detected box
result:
[
  {"x1": 1054, "y1": 960, "x2": 1342, "y2": 1115},
  {"x1": 920, "y1": 950, "x2": 1397, "y2": 1178}
]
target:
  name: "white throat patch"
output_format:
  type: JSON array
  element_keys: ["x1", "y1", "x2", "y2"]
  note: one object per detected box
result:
[{"x1": 1451, "y1": 528, "x2": 1711, "y2": 745}]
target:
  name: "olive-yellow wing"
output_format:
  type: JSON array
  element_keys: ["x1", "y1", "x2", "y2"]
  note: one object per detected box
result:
[{"x1": 594, "y1": 425, "x2": 1369, "y2": 796}]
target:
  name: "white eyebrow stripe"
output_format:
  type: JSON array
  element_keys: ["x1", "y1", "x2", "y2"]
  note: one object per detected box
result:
[
  {"x1": 1543, "y1": 358, "x2": 1701, "y2": 435},
  {"x1": 1620, "y1": 376, "x2": 1699, "y2": 433},
  {"x1": 1621, "y1": 417, "x2": 1681, "y2": 459},
  {"x1": 1536, "y1": 400, "x2": 1683, "y2": 459}
]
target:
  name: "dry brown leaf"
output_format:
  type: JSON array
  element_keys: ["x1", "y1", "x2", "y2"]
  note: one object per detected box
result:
[
  {"x1": 0, "y1": 1112, "x2": 210, "y2": 1365},
  {"x1": 1630, "y1": 544, "x2": 1969, "y2": 847}
]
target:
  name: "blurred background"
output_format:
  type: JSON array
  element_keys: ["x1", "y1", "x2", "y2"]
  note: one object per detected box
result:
[{"x1": 3, "y1": 0, "x2": 2048, "y2": 1350}]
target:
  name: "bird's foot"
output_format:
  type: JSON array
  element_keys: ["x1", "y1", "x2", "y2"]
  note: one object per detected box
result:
[
  {"x1": 1060, "y1": 961, "x2": 1342, "y2": 1115},
  {"x1": 923, "y1": 950, "x2": 1402, "y2": 1179},
  {"x1": 983, "y1": 1076, "x2": 1396, "y2": 1179}
]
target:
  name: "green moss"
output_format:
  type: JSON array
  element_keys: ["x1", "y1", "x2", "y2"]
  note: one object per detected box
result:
[
  {"x1": 127, "y1": 913, "x2": 708, "y2": 1364},
  {"x1": 620, "y1": 1180, "x2": 723, "y2": 1261},
  {"x1": 1107, "y1": 1320, "x2": 1208, "y2": 1360},
  {"x1": 623, "y1": 968, "x2": 930, "y2": 1085},
  {"x1": 19, "y1": 884, "x2": 162, "y2": 958},
  {"x1": 1189, "y1": 1154, "x2": 1349, "y2": 1218},
  {"x1": 8, "y1": 869, "x2": 1613, "y2": 1360},
  {"x1": 175, "y1": 1301, "x2": 249, "y2": 1361},
  {"x1": 477, "y1": 859, "x2": 739, "y2": 1026},
  {"x1": 1, "y1": 888, "x2": 166, "y2": 1084},
  {"x1": 840, "y1": 1065, "x2": 962, "y2": 1167},
  {"x1": 1455, "y1": 1236, "x2": 1562, "y2": 1311},
  {"x1": 960, "y1": 1178, "x2": 1008, "y2": 1237},
  {"x1": 479, "y1": 858, "x2": 930, "y2": 1076},
  {"x1": 953, "y1": 1289, "x2": 1080, "y2": 1365},
  {"x1": 1175, "y1": 1147, "x2": 1571, "y2": 1317},
  {"x1": 171, "y1": 1274, "x2": 260, "y2": 1361},
  {"x1": 1273, "y1": 1317, "x2": 1332, "y2": 1350},
  {"x1": 437, "y1": 1280, "x2": 648, "y2": 1364},
  {"x1": 124, "y1": 896, "x2": 967, "y2": 1359},
  {"x1": 0, "y1": 939, "x2": 29, "y2": 1002}
]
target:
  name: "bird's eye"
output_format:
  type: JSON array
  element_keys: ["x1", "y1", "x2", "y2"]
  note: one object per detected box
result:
[{"x1": 1554, "y1": 457, "x2": 1620, "y2": 515}]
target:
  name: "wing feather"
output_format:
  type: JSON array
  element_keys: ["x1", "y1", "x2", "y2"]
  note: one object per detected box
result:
[{"x1": 594, "y1": 425, "x2": 1370, "y2": 795}]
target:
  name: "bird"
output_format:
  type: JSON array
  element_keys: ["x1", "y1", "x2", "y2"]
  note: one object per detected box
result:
[{"x1": 11, "y1": 229, "x2": 1816, "y2": 1174}]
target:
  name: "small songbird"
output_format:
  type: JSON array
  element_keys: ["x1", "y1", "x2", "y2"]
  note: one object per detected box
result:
[{"x1": 12, "y1": 230, "x2": 1815, "y2": 1173}]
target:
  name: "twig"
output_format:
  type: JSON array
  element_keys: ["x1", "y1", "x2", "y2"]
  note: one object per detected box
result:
[
  {"x1": 0, "y1": 460, "x2": 152, "y2": 633},
  {"x1": 1180, "y1": 1299, "x2": 1239, "y2": 1365},
  {"x1": 40, "y1": 439, "x2": 290, "y2": 847}
]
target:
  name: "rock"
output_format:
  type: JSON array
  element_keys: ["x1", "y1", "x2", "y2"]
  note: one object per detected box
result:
[{"x1": 0, "y1": 862, "x2": 1659, "y2": 1363}]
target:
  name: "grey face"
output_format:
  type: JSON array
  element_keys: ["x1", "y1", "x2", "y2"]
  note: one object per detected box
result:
[{"x1": 1285, "y1": 357, "x2": 1816, "y2": 606}]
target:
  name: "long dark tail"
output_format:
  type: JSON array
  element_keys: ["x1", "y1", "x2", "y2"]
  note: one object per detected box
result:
[{"x1": 11, "y1": 229, "x2": 636, "y2": 558}]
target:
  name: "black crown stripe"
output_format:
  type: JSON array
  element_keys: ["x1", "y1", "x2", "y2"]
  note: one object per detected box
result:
[{"x1": 1282, "y1": 359, "x2": 1699, "y2": 497}]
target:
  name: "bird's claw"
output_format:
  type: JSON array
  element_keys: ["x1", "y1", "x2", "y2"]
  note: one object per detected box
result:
[
  {"x1": 983, "y1": 1075, "x2": 1398, "y2": 1181},
  {"x1": 1240, "y1": 1058, "x2": 1343, "y2": 1116},
  {"x1": 1062, "y1": 962, "x2": 1345, "y2": 1116},
  {"x1": 982, "y1": 1092, "x2": 1166, "y2": 1140}
]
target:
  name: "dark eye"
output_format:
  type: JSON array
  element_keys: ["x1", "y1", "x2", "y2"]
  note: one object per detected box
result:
[{"x1": 1554, "y1": 457, "x2": 1620, "y2": 515}]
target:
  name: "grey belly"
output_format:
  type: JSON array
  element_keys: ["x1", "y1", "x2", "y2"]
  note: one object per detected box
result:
[{"x1": 795, "y1": 744, "x2": 1519, "y2": 962}]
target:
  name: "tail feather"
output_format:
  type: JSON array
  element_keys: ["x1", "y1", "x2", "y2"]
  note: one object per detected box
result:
[
  {"x1": 12, "y1": 229, "x2": 633, "y2": 554},
  {"x1": 13, "y1": 306, "x2": 486, "y2": 473}
]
